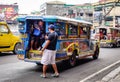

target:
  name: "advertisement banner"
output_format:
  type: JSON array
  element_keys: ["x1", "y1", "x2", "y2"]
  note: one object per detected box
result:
[{"x1": 0, "y1": 4, "x2": 18, "y2": 23}]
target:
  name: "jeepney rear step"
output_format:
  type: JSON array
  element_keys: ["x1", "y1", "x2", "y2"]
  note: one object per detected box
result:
[{"x1": 24, "y1": 56, "x2": 70, "y2": 63}]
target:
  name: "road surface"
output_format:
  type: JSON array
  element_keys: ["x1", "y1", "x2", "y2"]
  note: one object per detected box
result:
[{"x1": 0, "y1": 48, "x2": 120, "y2": 82}]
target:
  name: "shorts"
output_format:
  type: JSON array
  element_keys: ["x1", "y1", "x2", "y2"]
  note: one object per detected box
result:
[
  {"x1": 41, "y1": 49, "x2": 56, "y2": 65},
  {"x1": 31, "y1": 35, "x2": 39, "y2": 41}
]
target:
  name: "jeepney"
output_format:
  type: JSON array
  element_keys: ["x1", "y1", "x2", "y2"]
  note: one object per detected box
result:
[{"x1": 17, "y1": 15, "x2": 100, "y2": 66}]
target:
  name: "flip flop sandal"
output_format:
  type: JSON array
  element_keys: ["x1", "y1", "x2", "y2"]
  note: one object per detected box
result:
[
  {"x1": 51, "y1": 73, "x2": 59, "y2": 77},
  {"x1": 40, "y1": 74, "x2": 47, "y2": 78}
]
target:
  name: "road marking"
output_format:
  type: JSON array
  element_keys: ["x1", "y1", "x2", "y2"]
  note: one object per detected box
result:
[{"x1": 80, "y1": 60, "x2": 120, "y2": 82}]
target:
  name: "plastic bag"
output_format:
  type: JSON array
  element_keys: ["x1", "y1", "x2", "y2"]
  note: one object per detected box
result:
[{"x1": 33, "y1": 28, "x2": 40, "y2": 36}]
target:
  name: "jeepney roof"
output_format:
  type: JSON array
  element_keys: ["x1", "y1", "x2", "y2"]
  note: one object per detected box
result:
[
  {"x1": 17, "y1": 15, "x2": 43, "y2": 21},
  {"x1": 17, "y1": 15, "x2": 92, "y2": 25},
  {"x1": 43, "y1": 15, "x2": 92, "y2": 25},
  {"x1": 57, "y1": 16, "x2": 92, "y2": 25},
  {"x1": 96, "y1": 26, "x2": 120, "y2": 30}
]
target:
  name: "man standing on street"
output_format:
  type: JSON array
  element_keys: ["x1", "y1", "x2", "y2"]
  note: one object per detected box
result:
[{"x1": 41, "y1": 24, "x2": 59, "y2": 78}]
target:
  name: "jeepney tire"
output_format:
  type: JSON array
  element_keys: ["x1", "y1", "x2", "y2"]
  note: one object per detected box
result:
[
  {"x1": 109, "y1": 43, "x2": 114, "y2": 48},
  {"x1": 36, "y1": 63, "x2": 43, "y2": 66},
  {"x1": 69, "y1": 50, "x2": 77, "y2": 67},
  {"x1": 117, "y1": 43, "x2": 120, "y2": 47},
  {"x1": 118, "y1": 41, "x2": 120, "y2": 47},
  {"x1": 13, "y1": 43, "x2": 21, "y2": 55},
  {"x1": 93, "y1": 46, "x2": 99, "y2": 60}
]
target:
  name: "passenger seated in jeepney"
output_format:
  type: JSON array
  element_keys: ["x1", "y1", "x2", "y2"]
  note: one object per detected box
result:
[
  {"x1": 102, "y1": 30, "x2": 107, "y2": 39},
  {"x1": 100, "y1": 29, "x2": 104, "y2": 40},
  {"x1": 80, "y1": 27, "x2": 87, "y2": 35}
]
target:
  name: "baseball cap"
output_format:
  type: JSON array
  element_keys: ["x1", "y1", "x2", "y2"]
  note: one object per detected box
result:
[{"x1": 48, "y1": 24, "x2": 55, "y2": 30}]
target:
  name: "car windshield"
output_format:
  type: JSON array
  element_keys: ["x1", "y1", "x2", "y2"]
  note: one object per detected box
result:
[
  {"x1": 8, "y1": 24, "x2": 20, "y2": 36},
  {"x1": 0, "y1": 24, "x2": 9, "y2": 33}
]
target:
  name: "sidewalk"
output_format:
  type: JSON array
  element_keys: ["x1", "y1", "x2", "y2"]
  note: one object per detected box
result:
[
  {"x1": 96, "y1": 66, "x2": 120, "y2": 82},
  {"x1": 80, "y1": 60, "x2": 120, "y2": 82}
]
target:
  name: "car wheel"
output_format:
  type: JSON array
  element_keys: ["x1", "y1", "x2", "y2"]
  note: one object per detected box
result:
[
  {"x1": 69, "y1": 50, "x2": 77, "y2": 67},
  {"x1": 13, "y1": 43, "x2": 21, "y2": 54},
  {"x1": 93, "y1": 46, "x2": 99, "y2": 59}
]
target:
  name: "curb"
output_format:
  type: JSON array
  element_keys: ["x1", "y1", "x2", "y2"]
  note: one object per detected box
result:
[
  {"x1": 100, "y1": 66, "x2": 120, "y2": 82},
  {"x1": 80, "y1": 60, "x2": 120, "y2": 82}
]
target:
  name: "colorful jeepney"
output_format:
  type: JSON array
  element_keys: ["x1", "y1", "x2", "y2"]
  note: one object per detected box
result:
[
  {"x1": 95, "y1": 26, "x2": 120, "y2": 48},
  {"x1": 17, "y1": 15, "x2": 100, "y2": 66}
]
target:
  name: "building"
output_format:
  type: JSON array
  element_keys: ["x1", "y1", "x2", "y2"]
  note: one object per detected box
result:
[
  {"x1": 70, "y1": 3, "x2": 93, "y2": 22},
  {"x1": 40, "y1": 1, "x2": 93, "y2": 22},
  {"x1": 40, "y1": 1, "x2": 66, "y2": 16},
  {"x1": 93, "y1": 0, "x2": 120, "y2": 28},
  {"x1": 0, "y1": 4, "x2": 18, "y2": 23}
]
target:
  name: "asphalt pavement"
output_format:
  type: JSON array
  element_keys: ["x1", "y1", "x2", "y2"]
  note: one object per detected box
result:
[{"x1": 0, "y1": 48, "x2": 120, "y2": 82}]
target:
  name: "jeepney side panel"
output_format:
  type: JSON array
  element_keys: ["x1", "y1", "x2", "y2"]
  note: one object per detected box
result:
[{"x1": 17, "y1": 18, "x2": 29, "y2": 60}]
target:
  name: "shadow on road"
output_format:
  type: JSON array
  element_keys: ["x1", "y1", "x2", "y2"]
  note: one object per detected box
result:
[
  {"x1": 0, "y1": 52, "x2": 14, "y2": 57},
  {"x1": 30, "y1": 58, "x2": 94, "y2": 73},
  {"x1": 100, "y1": 47, "x2": 120, "y2": 49}
]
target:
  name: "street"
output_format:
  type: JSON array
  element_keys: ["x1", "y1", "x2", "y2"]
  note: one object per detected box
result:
[{"x1": 0, "y1": 48, "x2": 120, "y2": 82}]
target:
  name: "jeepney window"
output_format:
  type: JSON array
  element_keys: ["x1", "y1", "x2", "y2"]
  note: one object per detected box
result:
[
  {"x1": 54, "y1": 22, "x2": 65, "y2": 35},
  {"x1": 0, "y1": 25, "x2": 9, "y2": 33},
  {"x1": 80, "y1": 27, "x2": 87, "y2": 35},
  {"x1": 96, "y1": 28, "x2": 99, "y2": 33},
  {"x1": 18, "y1": 21, "x2": 25, "y2": 30},
  {"x1": 111, "y1": 29, "x2": 118, "y2": 37},
  {"x1": 68, "y1": 24, "x2": 77, "y2": 35},
  {"x1": 118, "y1": 30, "x2": 120, "y2": 36},
  {"x1": 107, "y1": 28, "x2": 110, "y2": 33},
  {"x1": 48, "y1": 22, "x2": 65, "y2": 35}
]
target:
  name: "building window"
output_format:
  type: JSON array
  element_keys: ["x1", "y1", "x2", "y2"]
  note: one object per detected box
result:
[{"x1": 80, "y1": 13, "x2": 83, "y2": 16}]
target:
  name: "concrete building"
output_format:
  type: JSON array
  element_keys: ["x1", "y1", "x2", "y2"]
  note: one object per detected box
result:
[
  {"x1": 40, "y1": 1, "x2": 67, "y2": 16},
  {"x1": 40, "y1": 1, "x2": 93, "y2": 23},
  {"x1": 70, "y1": 3, "x2": 93, "y2": 22},
  {"x1": 93, "y1": 0, "x2": 120, "y2": 28}
]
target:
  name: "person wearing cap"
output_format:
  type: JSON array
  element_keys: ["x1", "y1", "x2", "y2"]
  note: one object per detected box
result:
[{"x1": 40, "y1": 24, "x2": 59, "y2": 78}]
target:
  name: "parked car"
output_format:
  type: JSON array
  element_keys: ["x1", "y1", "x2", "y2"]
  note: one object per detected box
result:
[{"x1": 0, "y1": 22, "x2": 21, "y2": 54}]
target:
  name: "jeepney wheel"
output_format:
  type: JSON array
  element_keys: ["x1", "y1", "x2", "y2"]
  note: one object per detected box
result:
[
  {"x1": 117, "y1": 43, "x2": 119, "y2": 47},
  {"x1": 93, "y1": 46, "x2": 99, "y2": 59},
  {"x1": 109, "y1": 43, "x2": 114, "y2": 48},
  {"x1": 13, "y1": 43, "x2": 21, "y2": 54},
  {"x1": 69, "y1": 50, "x2": 77, "y2": 67}
]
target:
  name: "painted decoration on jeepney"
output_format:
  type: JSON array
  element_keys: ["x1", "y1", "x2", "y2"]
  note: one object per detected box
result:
[
  {"x1": 79, "y1": 42, "x2": 89, "y2": 51},
  {"x1": 63, "y1": 42, "x2": 73, "y2": 52}
]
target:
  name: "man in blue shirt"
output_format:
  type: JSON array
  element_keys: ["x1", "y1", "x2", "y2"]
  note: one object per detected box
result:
[{"x1": 41, "y1": 24, "x2": 59, "y2": 78}]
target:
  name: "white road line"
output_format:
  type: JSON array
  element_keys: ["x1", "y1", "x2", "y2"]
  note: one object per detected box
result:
[{"x1": 80, "y1": 60, "x2": 120, "y2": 82}]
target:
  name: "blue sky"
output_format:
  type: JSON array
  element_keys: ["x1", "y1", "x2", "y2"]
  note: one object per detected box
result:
[{"x1": 0, "y1": 0, "x2": 99, "y2": 14}]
